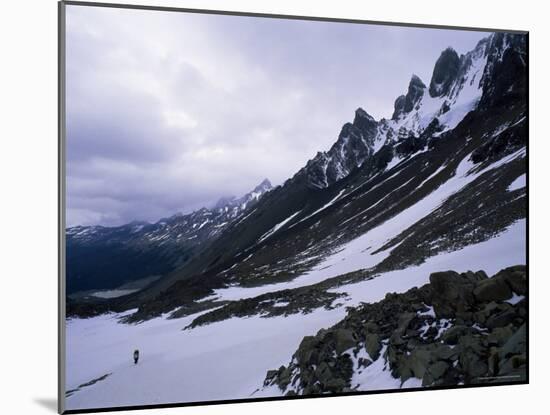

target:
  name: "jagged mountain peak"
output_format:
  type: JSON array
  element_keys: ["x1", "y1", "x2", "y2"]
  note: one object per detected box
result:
[
  {"x1": 245, "y1": 178, "x2": 273, "y2": 200},
  {"x1": 354, "y1": 107, "x2": 375, "y2": 122},
  {"x1": 429, "y1": 47, "x2": 461, "y2": 97},
  {"x1": 409, "y1": 73, "x2": 426, "y2": 88},
  {"x1": 253, "y1": 178, "x2": 273, "y2": 193},
  {"x1": 478, "y1": 32, "x2": 527, "y2": 110},
  {"x1": 392, "y1": 74, "x2": 427, "y2": 120},
  {"x1": 213, "y1": 195, "x2": 237, "y2": 210},
  {"x1": 352, "y1": 107, "x2": 378, "y2": 132},
  {"x1": 297, "y1": 106, "x2": 380, "y2": 189},
  {"x1": 214, "y1": 178, "x2": 273, "y2": 212},
  {"x1": 297, "y1": 32, "x2": 526, "y2": 191}
]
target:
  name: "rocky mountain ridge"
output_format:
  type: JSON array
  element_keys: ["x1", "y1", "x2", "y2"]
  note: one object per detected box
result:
[
  {"x1": 296, "y1": 33, "x2": 521, "y2": 191},
  {"x1": 262, "y1": 266, "x2": 526, "y2": 395}
]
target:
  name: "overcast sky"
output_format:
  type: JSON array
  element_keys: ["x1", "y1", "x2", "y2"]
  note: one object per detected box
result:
[{"x1": 65, "y1": 4, "x2": 489, "y2": 227}]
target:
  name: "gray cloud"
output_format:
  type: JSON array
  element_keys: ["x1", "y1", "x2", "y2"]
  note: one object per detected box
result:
[{"x1": 65, "y1": 5, "x2": 488, "y2": 227}]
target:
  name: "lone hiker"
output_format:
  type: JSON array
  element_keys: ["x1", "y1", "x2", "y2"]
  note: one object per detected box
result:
[{"x1": 133, "y1": 349, "x2": 139, "y2": 365}]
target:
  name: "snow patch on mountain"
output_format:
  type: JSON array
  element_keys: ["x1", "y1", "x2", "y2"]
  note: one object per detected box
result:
[
  {"x1": 329, "y1": 218, "x2": 525, "y2": 307},
  {"x1": 350, "y1": 344, "x2": 422, "y2": 391},
  {"x1": 293, "y1": 189, "x2": 347, "y2": 226},
  {"x1": 258, "y1": 210, "x2": 302, "y2": 243},
  {"x1": 508, "y1": 174, "x2": 526, "y2": 191}
]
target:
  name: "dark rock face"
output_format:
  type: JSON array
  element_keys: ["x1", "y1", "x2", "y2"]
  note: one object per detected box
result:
[
  {"x1": 353, "y1": 108, "x2": 379, "y2": 136},
  {"x1": 301, "y1": 108, "x2": 379, "y2": 189},
  {"x1": 392, "y1": 95, "x2": 406, "y2": 120},
  {"x1": 394, "y1": 125, "x2": 435, "y2": 157},
  {"x1": 473, "y1": 277, "x2": 513, "y2": 303},
  {"x1": 392, "y1": 75, "x2": 427, "y2": 120},
  {"x1": 429, "y1": 271, "x2": 478, "y2": 318},
  {"x1": 364, "y1": 333, "x2": 382, "y2": 361},
  {"x1": 499, "y1": 268, "x2": 527, "y2": 295},
  {"x1": 263, "y1": 266, "x2": 527, "y2": 395},
  {"x1": 470, "y1": 33, "x2": 527, "y2": 164},
  {"x1": 471, "y1": 117, "x2": 526, "y2": 164},
  {"x1": 334, "y1": 329, "x2": 357, "y2": 355},
  {"x1": 183, "y1": 286, "x2": 346, "y2": 329},
  {"x1": 429, "y1": 47, "x2": 461, "y2": 97},
  {"x1": 480, "y1": 33, "x2": 528, "y2": 111}
]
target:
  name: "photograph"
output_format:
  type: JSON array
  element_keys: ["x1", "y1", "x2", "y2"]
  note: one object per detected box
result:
[{"x1": 61, "y1": 2, "x2": 527, "y2": 412}]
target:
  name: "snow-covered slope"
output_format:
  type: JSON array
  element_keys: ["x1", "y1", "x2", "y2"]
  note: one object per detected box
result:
[{"x1": 65, "y1": 220, "x2": 525, "y2": 409}]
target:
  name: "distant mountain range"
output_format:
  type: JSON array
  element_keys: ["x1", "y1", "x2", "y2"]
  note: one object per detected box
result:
[{"x1": 66, "y1": 179, "x2": 273, "y2": 294}]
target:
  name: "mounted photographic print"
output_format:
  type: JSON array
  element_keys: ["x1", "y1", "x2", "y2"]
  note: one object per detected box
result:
[{"x1": 59, "y1": 1, "x2": 528, "y2": 413}]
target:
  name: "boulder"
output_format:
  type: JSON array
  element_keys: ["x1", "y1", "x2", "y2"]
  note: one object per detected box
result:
[
  {"x1": 386, "y1": 344, "x2": 399, "y2": 366},
  {"x1": 455, "y1": 311, "x2": 474, "y2": 324},
  {"x1": 485, "y1": 309, "x2": 518, "y2": 329},
  {"x1": 396, "y1": 312, "x2": 416, "y2": 334},
  {"x1": 363, "y1": 321, "x2": 379, "y2": 334},
  {"x1": 499, "y1": 324, "x2": 526, "y2": 360},
  {"x1": 499, "y1": 353, "x2": 527, "y2": 376},
  {"x1": 473, "y1": 277, "x2": 513, "y2": 303},
  {"x1": 500, "y1": 268, "x2": 527, "y2": 295},
  {"x1": 315, "y1": 362, "x2": 332, "y2": 384},
  {"x1": 303, "y1": 383, "x2": 321, "y2": 395},
  {"x1": 364, "y1": 333, "x2": 382, "y2": 361},
  {"x1": 264, "y1": 369, "x2": 278, "y2": 386},
  {"x1": 334, "y1": 354, "x2": 354, "y2": 381},
  {"x1": 431, "y1": 343, "x2": 460, "y2": 361},
  {"x1": 458, "y1": 335, "x2": 485, "y2": 356},
  {"x1": 334, "y1": 328, "x2": 356, "y2": 355},
  {"x1": 473, "y1": 301, "x2": 509, "y2": 325},
  {"x1": 296, "y1": 336, "x2": 319, "y2": 365},
  {"x1": 422, "y1": 361, "x2": 449, "y2": 386},
  {"x1": 487, "y1": 347, "x2": 500, "y2": 376},
  {"x1": 460, "y1": 353, "x2": 488, "y2": 379},
  {"x1": 458, "y1": 335, "x2": 488, "y2": 379},
  {"x1": 441, "y1": 325, "x2": 473, "y2": 345},
  {"x1": 486, "y1": 326, "x2": 515, "y2": 346},
  {"x1": 408, "y1": 348, "x2": 432, "y2": 379},
  {"x1": 324, "y1": 378, "x2": 347, "y2": 392},
  {"x1": 429, "y1": 271, "x2": 475, "y2": 318},
  {"x1": 396, "y1": 358, "x2": 414, "y2": 383},
  {"x1": 463, "y1": 270, "x2": 489, "y2": 283},
  {"x1": 277, "y1": 365, "x2": 292, "y2": 390}
]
